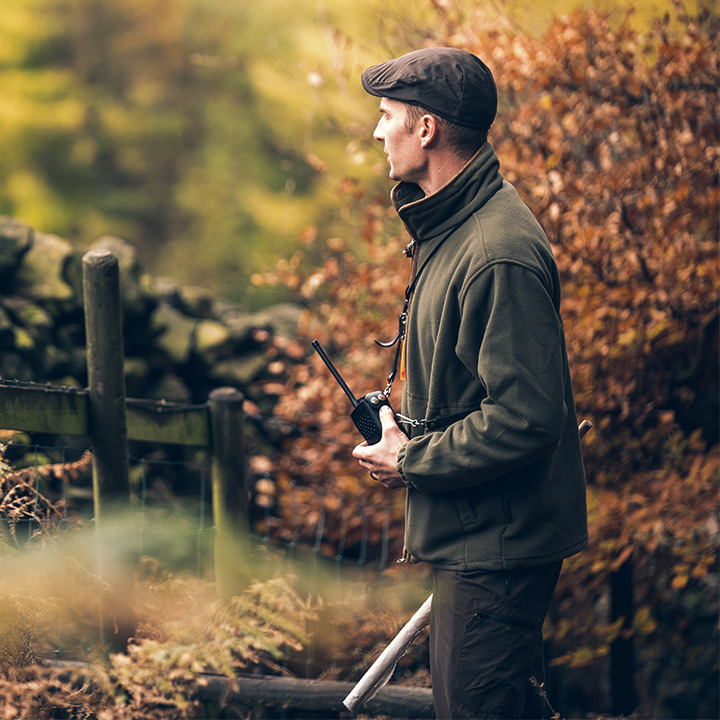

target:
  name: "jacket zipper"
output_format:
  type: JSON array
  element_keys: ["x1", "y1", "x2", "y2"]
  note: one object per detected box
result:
[{"x1": 466, "y1": 610, "x2": 535, "y2": 631}]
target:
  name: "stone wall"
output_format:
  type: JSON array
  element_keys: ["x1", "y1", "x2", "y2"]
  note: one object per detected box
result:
[{"x1": 0, "y1": 215, "x2": 300, "y2": 412}]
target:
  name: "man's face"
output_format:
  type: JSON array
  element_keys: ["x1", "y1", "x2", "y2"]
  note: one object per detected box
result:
[{"x1": 373, "y1": 98, "x2": 427, "y2": 185}]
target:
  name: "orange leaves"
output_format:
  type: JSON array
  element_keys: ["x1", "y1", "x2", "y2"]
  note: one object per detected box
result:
[
  {"x1": 583, "y1": 437, "x2": 718, "y2": 585},
  {"x1": 632, "y1": 604, "x2": 658, "y2": 637}
]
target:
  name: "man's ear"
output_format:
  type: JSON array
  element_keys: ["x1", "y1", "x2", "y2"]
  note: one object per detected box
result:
[{"x1": 418, "y1": 113, "x2": 439, "y2": 148}]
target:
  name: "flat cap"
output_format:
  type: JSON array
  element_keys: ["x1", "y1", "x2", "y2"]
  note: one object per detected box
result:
[{"x1": 361, "y1": 47, "x2": 497, "y2": 131}]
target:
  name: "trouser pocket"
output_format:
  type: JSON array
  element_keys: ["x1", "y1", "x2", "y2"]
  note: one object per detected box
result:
[
  {"x1": 466, "y1": 610, "x2": 536, "y2": 632},
  {"x1": 452, "y1": 603, "x2": 540, "y2": 718}
]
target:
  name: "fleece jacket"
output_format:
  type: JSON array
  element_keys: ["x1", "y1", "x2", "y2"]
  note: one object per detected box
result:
[{"x1": 393, "y1": 142, "x2": 588, "y2": 571}]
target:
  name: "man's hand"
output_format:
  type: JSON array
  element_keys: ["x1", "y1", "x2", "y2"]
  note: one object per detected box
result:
[{"x1": 352, "y1": 405, "x2": 409, "y2": 489}]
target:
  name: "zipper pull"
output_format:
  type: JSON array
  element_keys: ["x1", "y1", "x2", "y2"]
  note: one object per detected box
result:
[{"x1": 466, "y1": 612, "x2": 485, "y2": 629}]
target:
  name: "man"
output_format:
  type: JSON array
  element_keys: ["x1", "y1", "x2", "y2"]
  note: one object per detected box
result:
[{"x1": 352, "y1": 47, "x2": 588, "y2": 719}]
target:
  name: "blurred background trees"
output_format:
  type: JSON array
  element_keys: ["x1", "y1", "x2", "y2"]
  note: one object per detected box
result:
[{"x1": 1, "y1": 0, "x2": 398, "y2": 302}]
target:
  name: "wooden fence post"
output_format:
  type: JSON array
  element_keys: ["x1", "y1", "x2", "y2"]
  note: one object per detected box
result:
[
  {"x1": 83, "y1": 249, "x2": 134, "y2": 651},
  {"x1": 209, "y1": 386, "x2": 249, "y2": 599},
  {"x1": 82, "y1": 249, "x2": 130, "y2": 518}
]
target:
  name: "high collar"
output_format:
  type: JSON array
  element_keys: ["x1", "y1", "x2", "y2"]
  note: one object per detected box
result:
[{"x1": 390, "y1": 142, "x2": 504, "y2": 243}]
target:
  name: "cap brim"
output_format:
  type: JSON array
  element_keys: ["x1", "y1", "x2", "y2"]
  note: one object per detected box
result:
[{"x1": 361, "y1": 68, "x2": 386, "y2": 98}]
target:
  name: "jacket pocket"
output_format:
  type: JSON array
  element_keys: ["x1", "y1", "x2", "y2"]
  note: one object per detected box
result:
[
  {"x1": 454, "y1": 494, "x2": 479, "y2": 531},
  {"x1": 454, "y1": 485, "x2": 506, "y2": 532}
]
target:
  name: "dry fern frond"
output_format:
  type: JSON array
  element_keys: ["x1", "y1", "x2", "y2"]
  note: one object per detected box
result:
[
  {"x1": 114, "y1": 572, "x2": 320, "y2": 703},
  {"x1": 0, "y1": 449, "x2": 91, "y2": 541},
  {"x1": 0, "y1": 665, "x2": 113, "y2": 720},
  {"x1": 0, "y1": 448, "x2": 92, "y2": 489}
]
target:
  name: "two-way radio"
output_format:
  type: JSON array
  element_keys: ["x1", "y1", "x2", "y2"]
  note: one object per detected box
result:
[{"x1": 312, "y1": 340, "x2": 389, "y2": 445}]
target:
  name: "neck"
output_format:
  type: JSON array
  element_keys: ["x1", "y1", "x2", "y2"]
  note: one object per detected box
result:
[{"x1": 418, "y1": 150, "x2": 473, "y2": 196}]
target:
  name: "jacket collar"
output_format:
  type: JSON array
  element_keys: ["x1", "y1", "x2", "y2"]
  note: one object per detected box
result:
[{"x1": 390, "y1": 142, "x2": 504, "y2": 243}]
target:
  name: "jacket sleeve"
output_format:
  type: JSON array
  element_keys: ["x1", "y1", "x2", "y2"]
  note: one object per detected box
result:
[{"x1": 396, "y1": 261, "x2": 569, "y2": 493}]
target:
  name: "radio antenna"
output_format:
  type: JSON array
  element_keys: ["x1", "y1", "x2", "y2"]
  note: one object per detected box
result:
[{"x1": 312, "y1": 340, "x2": 359, "y2": 408}]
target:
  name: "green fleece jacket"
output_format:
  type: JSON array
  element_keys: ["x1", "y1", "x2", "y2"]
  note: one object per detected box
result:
[{"x1": 393, "y1": 143, "x2": 588, "y2": 571}]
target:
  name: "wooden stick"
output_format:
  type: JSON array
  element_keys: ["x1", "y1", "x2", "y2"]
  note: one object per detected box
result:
[{"x1": 343, "y1": 594, "x2": 433, "y2": 712}]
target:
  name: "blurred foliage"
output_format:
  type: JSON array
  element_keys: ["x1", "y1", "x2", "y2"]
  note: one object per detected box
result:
[
  {"x1": 0, "y1": 553, "x2": 319, "y2": 718},
  {"x1": 0, "y1": 0, "x2": 697, "y2": 306},
  {"x1": 254, "y1": 2, "x2": 719, "y2": 717},
  {"x1": 0, "y1": 0, "x2": 404, "y2": 304}
]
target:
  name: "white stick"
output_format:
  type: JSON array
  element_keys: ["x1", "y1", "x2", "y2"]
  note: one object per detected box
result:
[{"x1": 343, "y1": 594, "x2": 433, "y2": 713}]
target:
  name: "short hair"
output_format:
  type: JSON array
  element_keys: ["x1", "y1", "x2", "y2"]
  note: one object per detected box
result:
[{"x1": 404, "y1": 103, "x2": 487, "y2": 159}]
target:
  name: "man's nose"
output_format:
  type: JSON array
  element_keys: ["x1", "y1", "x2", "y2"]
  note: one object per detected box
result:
[{"x1": 373, "y1": 122, "x2": 384, "y2": 142}]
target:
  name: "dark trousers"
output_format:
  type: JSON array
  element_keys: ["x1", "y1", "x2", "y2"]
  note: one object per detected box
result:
[{"x1": 430, "y1": 561, "x2": 562, "y2": 719}]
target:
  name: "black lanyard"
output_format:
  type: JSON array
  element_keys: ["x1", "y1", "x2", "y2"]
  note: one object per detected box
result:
[{"x1": 374, "y1": 229, "x2": 453, "y2": 399}]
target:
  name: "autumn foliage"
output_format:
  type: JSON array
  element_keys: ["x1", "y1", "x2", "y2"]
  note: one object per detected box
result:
[{"x1": 256, "y1": 3, "x2": 719, "y2": 716}]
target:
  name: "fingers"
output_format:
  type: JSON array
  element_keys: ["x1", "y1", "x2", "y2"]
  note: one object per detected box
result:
[
  {"x1": 353, "y1": 405, "x2": 407, "y2": 460},
  {"x1": 352, "y1": 404, "x2": 409, "y2": 491}
]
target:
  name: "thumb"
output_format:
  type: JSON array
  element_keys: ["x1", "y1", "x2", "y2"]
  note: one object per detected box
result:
[
  {"x1": 380, "y1": 403, "x2": 409, "y2": 441},
  {"x1": 352, "y1": 440, "x2": 369, "y2": 459},
  {"x1": 380, "y1": 404, "x2": 399, "y2": 431}
]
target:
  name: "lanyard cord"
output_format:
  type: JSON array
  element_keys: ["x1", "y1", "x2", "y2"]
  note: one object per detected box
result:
[
  {"x1": 375, "y1": 281, "x2": 412, "y2": 398},
  {"x1": 374, "y1": 230, "x2": 452, "y2": 399}
]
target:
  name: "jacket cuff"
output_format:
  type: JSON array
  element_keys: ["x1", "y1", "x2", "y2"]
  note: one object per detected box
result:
[{"x1": 396, "y1": 444, "x2": 415, "y2": 489}]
